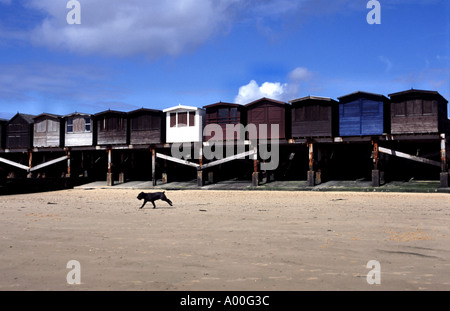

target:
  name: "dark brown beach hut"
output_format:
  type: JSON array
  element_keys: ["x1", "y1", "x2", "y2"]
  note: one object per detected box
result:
[
  {"x1": 289, "y1": 96, "x2": 339, "y2": 138},
  {"x1": 128, "y1": 108, "x2": 164, "y2": 145},
  {"x1": 388, "y1": 89, "x2": 449, "y2": 135}
]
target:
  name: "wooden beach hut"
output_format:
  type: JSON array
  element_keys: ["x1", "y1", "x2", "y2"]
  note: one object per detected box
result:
[
  {"x1": 245, "y1": 98, "x2": 288, "y2": 140},
  {"x1": 163, "y1": 105, "x2": 205, "y2": 143},
  {"x1": 128, "y1": 108, "x2": 164, "y2": 145},
  {"x1": 289, "y1": 96, "x2": 339, "y2": 138},
  {"x1": 63, "y1": 112, "x2": 94, "y2": 147},
  {"x1": 94, "y1": 110, "x2": 128, "y2": 146},
  {"x1": 203, "y1": 102, "x2": 245, "y2": 141},
  {"x1": 0, "y1": 119, "x2": 7, "y2": 149},
  {"x1": 33, "y1": 113, "x2": 63, "y2": 148},
  {"x1": 388, "y1": 89, "x2": 449, "y2": 134},
  {"x1": 338, "y1": 91, "x2": 390, "y2": 136},
  {"x1": 5, "y1": 113, "x2": 35, "y2": 150}
]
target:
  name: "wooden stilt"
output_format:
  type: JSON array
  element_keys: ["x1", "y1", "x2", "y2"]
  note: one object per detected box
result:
[
  {"x1": 372, "y1": 140, "x2": 380, "y2": 187},
  {"x1": 66, "y1": 150, "x2": 71, "y2": 178},
  {"x1": 440, "y1": 134, "x2": 448, "y2": 188},
  {"x1": 252, "y1": 145, "x2": 259, "y2": 187},
  {"x1": 197, "y1": 144, "x2": 204, "y2": 187},
  {"x1": 152, "y1": 148, "x2": 157, "y2": 187},
  {"x1": 119, "y1": 152, "x2": 125, "y2": 184},
  {"x1": 307, "y1": 142, "x2": 315, "y2": 187},
  {"x1": 107, "y1": 148, "x2": 114, "y2": 186},
  {"x1": 27, "y1": 151, "x2": 33, "y2": 178}
]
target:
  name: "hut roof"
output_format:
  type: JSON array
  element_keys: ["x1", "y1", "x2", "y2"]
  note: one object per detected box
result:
[
  {"x1": 7, "y1": 113, "x2": 36, "y2": 125},
  {"x1": 338, "y1": 91, "x2": 388, "y2": 103},
  {"x1": 163, "y1": 104, "x2": 204, "y2": 113},
  {"x1": 245, "y1": 97, "x2": 286, "y2": 107},
  {"x1": 128, "y1": 108, "x2": 163, "y2": 115},
  {"x1": 388, "y1": 89, "x2": 448, "y2": 103},
  {"x1": 290, "y1": 96, "x2": 338, "y2": 105}
]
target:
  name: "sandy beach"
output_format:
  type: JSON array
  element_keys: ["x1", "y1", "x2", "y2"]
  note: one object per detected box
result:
[{"x1": 0, "y1": 189, "x2": 449, "y2": 291}]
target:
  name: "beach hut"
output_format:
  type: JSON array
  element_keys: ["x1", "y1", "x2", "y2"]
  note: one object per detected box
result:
[
  {"x1": 128, "y1": 108, "x2": 164, "y2": 145},
  {"x1": 5, "y1": 113, "x2": 35, "y2": 150},
  {"x1": 63, "y1": 112, "x2": 94, "y2": 147},
  {"x1": 245, "y1": 97, "x2": 288, "y2": 140},
  {"x1": 163, "y1": 105, "x2": 205, "y2": 143},
  {"x1": 388, "y1": 89, "x2": 449, "y2": 134},
  {"x1": 94, "y1": 110, "x2": 128, "y2": 146},
  {"x1": 338, "y1": 91, "x2": 390, "y2": 136},
  {"x1": 289, "y1": 96, "x2": 339, "y2": 138},
  {"x1": 203, "y1": 102, "x2": 245, "y2": 141},
  {"x1": 33, "y1": 113, "x2": 63, "y2": 148},
  {"x1": 0, "y1": 119, "x2": 7, "y2": 149}
]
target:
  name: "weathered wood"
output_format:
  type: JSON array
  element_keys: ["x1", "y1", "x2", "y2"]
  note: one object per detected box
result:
[
  {"x1": 0, "y1": 157, "x2": 30, "y2": 171},
  {"x1": 152, "y1": 149, "x2": 156, "y2": 186},
  {"x1": 389, "y1": 90, "x2": 448, "y2": 135},
  {"x1": 156, "y1": 152, "x2": 200, "y2": 168},
  {"x1": 290, "y1": 96, "x2": 338, "y2": 138},
  {"x1": 128, "y1": 108, "x2": 164, "y2": 145},
  {"x1": 441, "y1": 134, "x2": 447, "y2": 172},
  {"x1": 200, "y1": 149, "x2": 256, "y2": 170},
  {"x1": 6, "y1": 113, "x2": 35, "y2": 150},
  {"x1": 338, "y1": 91, "x2": 389, "y2": 136},
  {"x1": 29, "y1": 155, "x2": 69, "y2": 172},
  {"x1": 245, "y1": 98, "x2": 287, "y2": 140},
  {"x1": 379, "y1": 146, "x2": 441, "y2": 167}
]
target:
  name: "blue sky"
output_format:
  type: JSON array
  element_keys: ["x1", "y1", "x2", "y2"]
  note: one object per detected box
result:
[{"x1": 0, "y1": 0, "x2": 449, "y2": 119}]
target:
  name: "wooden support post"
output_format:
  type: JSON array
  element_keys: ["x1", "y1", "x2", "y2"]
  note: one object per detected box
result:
[
  {"x1": 307, "y1": 142, "x2": 315, "y2": 187},
  {"x1": 440, "y1": 134, "x2": 448, "y2": 188},
  {"x1": 197, "y1": 144, "x2": 204, "y2": 187},
  {"x1": 66, "y1": 150, "x2": 71, "y2": 178},
  {"x1": 27, "y1": 151, "x2": 33, "y2": 178},
  {"x1": 252, "y1": 145, "x2": 259, "y2": 187},
  {"x1": 152, "y1": 149, "x2": 157, "y2": 187},
  {"x1": 372, "y1": 140, "x2": 380, "y2": 187},
  {"x1": 107, "y1": 148, "x2": 114, "y2": 187},
  {"x1": 119, "y1": 152, "x2": 125, "y2": 184}
]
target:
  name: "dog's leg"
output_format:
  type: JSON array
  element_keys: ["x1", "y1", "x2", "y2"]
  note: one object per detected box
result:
[
  {"x1": 161, "y1": 194, "x2": 173, "y2": 206},
  {"x1": 139, "y1": 200, "x2": 147, "y2": 209},
  {"x1": 151, "y1": 200, "x2": 157, "y2": 209}
]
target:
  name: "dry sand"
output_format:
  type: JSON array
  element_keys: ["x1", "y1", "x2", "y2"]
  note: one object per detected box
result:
[{"x1": 0, "y1": 189, "x2": 449, "y2": 291}]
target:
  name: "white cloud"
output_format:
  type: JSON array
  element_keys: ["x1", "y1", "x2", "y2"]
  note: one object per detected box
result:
[
  {"x1": 234, "y1": 67, "x2": 314, "y2": 104},
  {"x1": 22, "y1": 0, "x2": 240, "y2": 58}
]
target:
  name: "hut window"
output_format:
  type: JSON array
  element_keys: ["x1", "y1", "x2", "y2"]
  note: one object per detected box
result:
[
  {"x1": 67, "y1": 118, "x2": 74, "y2": 133},
  {"x1": 36, "y1": 120, "x2": 46, "y2": 133},
  {"x1": 218, "y1": 108, "x2": 228, "y2": 124},
  {"x1": 132, "y1": 115, "x2": 159, "y2": 131},
  {"x1": 84, "y1": 118, "x2": 91, "y2": 132},
  {"x1": 189, "y1": 111, "x2": 195, "y2": 127},
  {"x1": 178, "y1": 112, "x2": 187, "y2": 127},
  {"x1": 423, "y1": 100, "x2": 433, "y2": 115},
  {"x1": 48, "y1": 120, "x2": 58, "y2": 132},
  {"x1": 170, "y1": 113, "x2": 177, "y2": 128},
  {"x1": 230, "y1": 108, "x2": 238, "y2": 121},
  {"x1": 100, "y1": 116, "x2": 124, "y2": 131},
  {"x1": 394, "y1": 102, "x2": 406, "y2": 116}
]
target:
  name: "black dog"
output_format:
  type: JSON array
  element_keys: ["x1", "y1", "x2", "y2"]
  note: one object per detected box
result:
[{"x1": 137, "y1": 191, "x2": 173, "y2": 209}]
